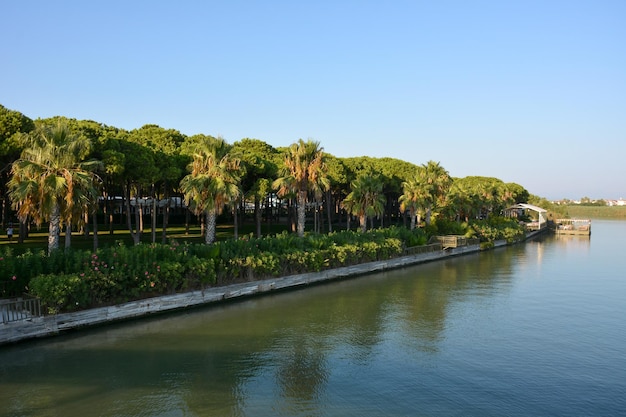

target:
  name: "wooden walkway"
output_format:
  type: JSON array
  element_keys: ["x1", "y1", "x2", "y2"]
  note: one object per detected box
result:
[
  {"x1": 555, "y1": 219, "x2": 591, "y2": 236},
  {"x1": 429, "y1": 235, "x2": 480, "y2": 250}
]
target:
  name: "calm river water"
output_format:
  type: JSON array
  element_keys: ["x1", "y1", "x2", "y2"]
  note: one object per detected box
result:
[{"x1": 1, "y1": 220, "x2": 625, "y2": 417}]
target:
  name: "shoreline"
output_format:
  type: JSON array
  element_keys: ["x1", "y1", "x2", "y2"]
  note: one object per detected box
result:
[{"x1": 0, "y1": 235, "x2": 537, "y2": 346}]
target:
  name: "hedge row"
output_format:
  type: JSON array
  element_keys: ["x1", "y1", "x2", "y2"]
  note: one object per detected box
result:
[
  {"x1": 1, "y1": 218, "x2": 525, "y2": 314},
  {"x1": 2, "y1": 227, "x2": 427, "y2": 313}
]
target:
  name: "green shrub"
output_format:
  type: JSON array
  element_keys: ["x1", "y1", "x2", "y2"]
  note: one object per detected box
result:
[
  {"x1": 433, "y1": 218, "x2": 468, "y2": 236},
  {"x1": 480, "y1": 241, "x2": 494, "y2": 250},
  {"x1": 9, "y1": 222, "x2": 523, "y2": 313},
  {"x1": 29, "y1": 274, "x2": 90, "y2": 314},
  {"x1": 470, "y1": 217, "x2": 525, "y2": 242}
]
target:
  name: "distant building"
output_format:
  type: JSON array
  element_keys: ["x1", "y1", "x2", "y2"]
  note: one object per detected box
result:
[{"x1": 606, "y1": 198, "x2": 626, "y2": 206}]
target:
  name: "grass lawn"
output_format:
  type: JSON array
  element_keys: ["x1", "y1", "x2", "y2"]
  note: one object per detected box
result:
[
  {"x1": 566, "y1": 205, "x2": 626, "y2": 220},
  {"x1": 1, "y1": 223, "x2": 291, "y2": 255}
]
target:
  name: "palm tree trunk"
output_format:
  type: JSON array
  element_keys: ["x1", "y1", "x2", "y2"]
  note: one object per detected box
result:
[
  {"x1": 151, "y1": 187, "x2": 157, "y2": 244},
  {"x1": 289, "y1": 199, "x2": 296, "y2": 233},
  {"x1": 161, "y1": 198, "x2": 170, "y2": 244},
  {"x1": 297, "y1": 191, "x2": 306, "y2": 237},
  {"x1": 124, "y1": 183, "x2": 140, "y2": 244},
  {"x1": 92, "y1": 211, "x2": 99, "y2": 251},
  {"x1": 265, "y1": 194, "x2": 271, "y2": 236},
  {"x1": 138, "y1": 200, "x2": 144, "y2": 236},
  {"x1": 326, "y1": 190, "x2": 333, "y2": 233},
  {"x1": 185, "y1": 208, "x2": 190, "y2": 235},
  {"x1": 410, "y1": 208, "x2": 416, "y2": 230},
  {"x1": 48, "y1": 203, "x2": 61, "y2": 254},
  {"x1": 18, "y1": 219, "x2": 26, "y2": 243},
  {"x1": 64, "y1": 222, "x2": 71, "y2": 249},
  {"x1": 161, "y1": 187, "x2": 171, "y2": 243},
  {"x1": 255, "y1": 195, "x2": 262, "y2": 238},
  {"x1": 233, "y1": 202, "x2": 239, "y2": 240},
  {"x1": 1, "y1": 195, "x2": 7, "y2": 228},
  {"x1": 103, "y1": 189, "x2": 111, "y2": 234},
  {"x1": 359, "y1": 214, "x2": 367, "y2": 233},
  {"x1": 205, "y1": 210, "x2": 216, "y2": 244},
  {"x1": 83, "y1": 211, "x2": 89, "y2": 236}
]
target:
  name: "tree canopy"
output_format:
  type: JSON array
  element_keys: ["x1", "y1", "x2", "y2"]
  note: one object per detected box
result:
[
  {"x1": 8, "y1": 121, "x2": 101, "y2": 253},
  {"x1": 0, "y1": 103, "x2": 542, "y2": 248}
]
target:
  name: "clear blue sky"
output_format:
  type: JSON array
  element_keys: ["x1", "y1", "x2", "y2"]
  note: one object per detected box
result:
[{"x1": 2, "y1": 1, "x2": 625, "y2": 200}]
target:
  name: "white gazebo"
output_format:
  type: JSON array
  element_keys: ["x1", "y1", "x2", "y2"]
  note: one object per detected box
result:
[{"x1": 504, "y1": 203, "x2": 548, "y2": 231}]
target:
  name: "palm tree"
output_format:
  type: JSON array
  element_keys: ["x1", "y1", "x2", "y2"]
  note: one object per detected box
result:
[
  {"x1": 62, "y1": 168, "x2": 102, "y2": 249},
  {"x1": 8, "y1": 121, "x2": 101, "y2": 254},
  {"x1": 494, "y1": 183, "x2": 517, "y2": 215},
  {"x1": 475, "y1": 181, "x2": 499, "y2": 219},
  {"x1": 273, "y1": 139, "x2": 329, "y2": 237},
  {"x1": 419, "y1": 161, "x2": 451, "y2": 226},
  {"x1": 342, "y1": 174, "x2": 386, "y2": 232},
  {"x1": 180, "y1": 137, "x2": 241, "y2": 244},
  {"x1": 399, "y1": 178, "x2": 430, "y2": 230}
]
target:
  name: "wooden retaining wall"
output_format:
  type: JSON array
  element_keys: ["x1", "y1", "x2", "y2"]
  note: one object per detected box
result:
[{"x1": 1, "y1": 239, "x2": 521, "y2": 346}]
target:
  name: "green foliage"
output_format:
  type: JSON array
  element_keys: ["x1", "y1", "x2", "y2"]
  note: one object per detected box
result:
[
  {"x1": 213, "y1": 229, "x2": 407, "y2": 282},
  {"x1": 343, "y1": 174, "x2": 386, "y2": 231},
  {"x1": 0, "y1": 247, "x2": 31, "y2": 297},
  {"x1": 567, "y1": 205, "x2": 626, "y2": 219},
  {"x1": 29, "y1": 273, "x2": 89, "y2": 314},
  {"x1": 0, "y1": 104, "x2": 35, "y2": 159},
  {"x1": 11, "y1": 241, "x2": 218, "y2": 312},
  {"x1": 480, "y1": 241, "x2": 494, "y2": 250},
  {"x1": 432, "y1": 218, "x2": 468, "y2": 236},
  {"x1": 0, "y1": 246, "x2": 92, "y2": 297},
  {"x1": 8, "y1": 121, "x2": 102, "y2": 253},
  {"x1": 9, "y1": 226, "x2": 430, "y2": 311},
  {"x1": 273, "y1": 139, "x2": 329, "y2": 237},
  {"x1": 470, "y1": 216, "x2": 525, "y2": 243},
  {"x1": 417, "y1": 214, "x2": 524, "y2": 243},
  {"x1": 4, "y1": 198, "x2": 526, "y2": 315},
  {"x1": 423, "y1": 222, "x2": 438, "y2": 236}
]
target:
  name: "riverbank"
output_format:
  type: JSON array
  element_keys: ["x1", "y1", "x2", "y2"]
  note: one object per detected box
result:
[{"x1": 1, "y1": 236, "x2": 531, "y2": 346}]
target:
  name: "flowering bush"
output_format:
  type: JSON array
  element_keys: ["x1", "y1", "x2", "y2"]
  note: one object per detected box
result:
[
  {"x1": 5, "y1": 220, "x2": 525, "y2": 313},
  {"x1": 21, "y1": 241, "x2": 215, "y2": 312}
]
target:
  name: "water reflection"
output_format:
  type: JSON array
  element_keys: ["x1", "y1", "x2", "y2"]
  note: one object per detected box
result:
[
  {"x1": 1, "y1": 248, "x2": 522, "y2": 416},
  {"x1": 2, "y1": 224, "x2": 624, "y2": 416},
  {"x1": 1, "y1": 251, "x2": 512, "y2": 415}
]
